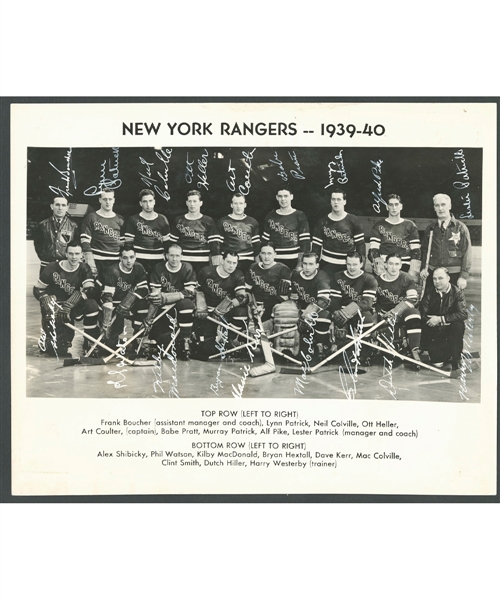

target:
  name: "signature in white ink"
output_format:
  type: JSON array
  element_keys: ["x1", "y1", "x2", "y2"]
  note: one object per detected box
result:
[
  {"x1": 138, "y1": 156, "x2": 157, "y2": 188},
  {"x1": 84, "y1": 153, "x2": 123, "y2": 196},
  {"x1": 238, "y1": 148, "x2": 256, "y2": 196},
  {"x1": 339, "y1": 312, "x2": 364, "y2": 399},
  {"x1": 231, "y1": 364, "x2": 251, "y2": 399},
  {"x1": 325, "y1": 150, "x2": 348, "y2": 188},
  {"x1": 288, "y1": 150, "x2": 305, "y2": 180},
  {"x1": 154, "y1": 148, "x2": 172, "y2": 201},
  {"x1": 294, "y1": 312, "x2": 317, "y2": 396},
  {"x1": 185, "y1": 152, "x2": 194, "y2": 184},
  {"x1": 378, "y1": 313, "x2": 397, "y2": 400},
  {"x1": 459, "y1": 304, "x2": 478, "y2": 401},
  {"x1": 371, "y1": 159, "x2": 385, "y2": 214},
  {"x1": 210, "y1": 364, "x2": 224, "y2": 396},
  {"x1": 197, "y1": 149, "x2": 209, "y2": 191},
  {"x1": 269, "y1": 151, "x2": 288, "y2": 181},
  {"x1": 49, "y1": 148, "x2": 75, "y2": 198},
  {"x1": 453, "y1": 149, "x2": 470, "y2": 190},
  {"x1": 226, "y1": 159, "x2": 236, "y2": 191}
]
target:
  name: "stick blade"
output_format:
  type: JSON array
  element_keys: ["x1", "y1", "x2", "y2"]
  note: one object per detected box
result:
[{"x1": 249, "y1": 362, "x2": 276, "y2": 378}]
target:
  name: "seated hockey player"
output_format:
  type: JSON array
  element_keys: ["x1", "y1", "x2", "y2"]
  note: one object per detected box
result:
[
  {"x1": 100, "y1": 243, "x2": 149, "y2": 353},
  {"x1": 420, "y1": 267, "x2": 467, "y2": 370},
  {"x1": 145, "y1": 243, "x2": 197, "y2": 360},
  {"x1": 193, "y1": 251, "x2": 248, "y2": 356},
  {"x1": 374, "y1": 253, "x2": 422, "y2": 366},
  {"x1": 290, "y1": 252, "x2": 332, "y2": 361},
  {"x1": 33, "y1": 240, "x2": 99, "y2": 357},
  {"x1": 245, "y1": 242, "x2": 292, "y2": 323},
  {"x1": 330, "y1": 251, "x2": 378, "y2": 366}
]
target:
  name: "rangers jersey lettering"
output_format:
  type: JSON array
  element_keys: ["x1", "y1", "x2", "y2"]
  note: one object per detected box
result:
[
  {"x1": 262, "y1": 209, "x2": 310, "y2": 260},
  {"x1": 245, "y1": 262, "x2": 291, "y2": 303},
  {"x1": 312, "y1": 213, "x2": 365, "y2": 266},
  {"x1": 81, "y1": 211, "x2": 125, "y2": 260},
  {"x1": 102, "y1": 263, "x2": 148, "y2": 305},
  {"x1": 150, "y1": 262, "x2": 197, "y2": 294},
  {"x1": 291, "y1": 269, "x2": 331, "y2": 309},
  {"x1": 170, "y1": 214, "x2": 215, "y2": 263},
  {"x1": 209, "y1": 215, "x2": 260, "y2": 261},
  {"x1": 37, "y1": 261, "x2": 94, "y2": 301},
  {"x1": 124, "y1": 214, "x2": 170, "y2": 261},
  {"x1": 330, "y1": 271, "x2": 378, "y2": 309},
  {"x1": 375, "y1": 272, "x2": 418, "y2": 312},
  {"x1": 198, "y1": 266, "x2": 246, "y2": 308},
  {"x1": 369, "y1": 219, "x2": 420, "y2": 264}
]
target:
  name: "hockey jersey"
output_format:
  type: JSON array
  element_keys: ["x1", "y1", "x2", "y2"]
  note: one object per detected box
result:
[
  {"x1": 81, "y1": 211, "x2": 125, "y2": 260},
  {"x1": 245, "y1": 262, "x2": 291, "y2": 303},
  {"x1": 198, "y1": 265, "x2": 246, "y2": 308},
  {"x1": 150, "y1": 262, "x2": 197, "y2": 294},
  {"x1": 37, "y1": 261, "x2": 95, "y2": 301},
  {"x1": 375, "y1": 272, "x2": 418, "y2": 312},
  {"x1": 330, "y1": 271, "x2": 378, "y2": 310},
  {"x1": 124, "y1": 213, "x2": 170, "y2": 261},
  {"x1": 262, "y1": 209, "x2": 310, "y2": 261},
  {"x1": 291, "y1": 269, "x2": 331, "y2": 310},
  {"x1": 209, "y1": 215, "x2": 260, "y2": 261},
  {"x1": 369, "y1": 219, "x2": 420, "y2": 264},
  {"x1": 312, "y1": 213, "x2": 365, "y2": 266},
  {"x1": 102, "y1": 263, "x2": 149, "y2": 305},
  {"x1": 170, "y1": 214, "x2": 215, "y2": 264}
]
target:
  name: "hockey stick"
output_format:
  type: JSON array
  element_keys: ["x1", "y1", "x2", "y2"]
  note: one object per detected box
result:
[
  {"x1": 208, "y1": 327, "x2": 297, "y2": 360},
  {"x1": 420, "y1": 229, "x2": 433, "y2": 300},
  {"x1": 280, "y1": 319, "x2": 387, "y2": 375},
  {"x1": 248, "y1": 301, "x2": 276, "y2": 377},
  {"x1": 346, "y1": 333, "x2": 452, "y2": 377},
  {"x1": 64, "y1": 323, "x2": 135, "y2": 365},
  {"x1": 206, "y1": 315, "x2": 302, "y2": 366}
]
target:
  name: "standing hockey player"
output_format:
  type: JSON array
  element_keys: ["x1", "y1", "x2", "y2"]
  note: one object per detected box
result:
[
  {"x1": 80, "y1": 188, "x2": 125, "y2": 283},
  {"x1": 374, "y1": 253, "x2": 422, "y2": 365},
  {"x1": 262, "y1": 186, "x2": 310, "y2": 271},
  {"x1": 312, "y1": 188, "x2": 366, "y2": 276},
  {"x1": 290, "y1": 252, "x2": 332, "y2": 361},
  {"x1": 33, "y1": 240, "x2": 99, "y2": 357},
  {"x1": 170, "y1": 190, "x2": 215, "y2": 274},
  {"x1": 147, "y1": 244, "x2": 197, "y2": 360},
  {"x1": 33, "y1": 196, "x2": 79, "y2": 277},
  {"x1": 209, "y1": 193, "x2": 260, "y2": 272},
  {"x1": 369, "y1": 193, "x2": 421, "y2": 279},
  {"x1": 330, "y1": 251, "x2": 378, "y2": 366},
  {"x1": 123, "y1": 189, "x2": 170, "y2": 276},
  {"x1": 100, "y1": 243, "x2": 149, "y2": 352}
]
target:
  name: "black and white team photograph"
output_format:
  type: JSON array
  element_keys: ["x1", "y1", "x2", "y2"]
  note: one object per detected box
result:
[{"x1": 25, "y1": 146, "x2": 482, "y2": 401}]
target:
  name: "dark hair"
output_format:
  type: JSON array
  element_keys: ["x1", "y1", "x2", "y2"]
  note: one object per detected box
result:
[
  {"x1": 385, "y1": 252, "x2": 402, "y2": 262},
  {"x1": 121, "y1": 243, "x2": 136, "y2": 255},
  {"x1": 222, "y1": 250, "x2": 239, "y2": 261},
  {"x1": 346, "y1": 251, "x2": 363, "y2": 263},
  {"x1": 232, "y1": 193, "x2": 245, "y2": 200},
  {"x1": 139, "y1": 189, "x2": 155, "y2": 200},
  {"x1": 302, "y1": 252, "x2": 319, "y2": 263},
  {"x1": 330, "y1": 188, "x2": 347, "y2": 200},
  {"x1": 387, "y1": 194, "x2": 402, "y2": 203},
  {"x1": 260, "y1": 241, "x2": 276, "y2": 252},
  {"x1": 66, "y1": 240, "x2": 82, "y2": 251},
  {"x1": 101, "y1": 188, "x2": 115, "y2": 195},
  {"x1": 187, "y1": 190, "x2": 202, "y2": 200},
  {"x1": 276, "y1": 186, "x2": 293, "y2": 195}
]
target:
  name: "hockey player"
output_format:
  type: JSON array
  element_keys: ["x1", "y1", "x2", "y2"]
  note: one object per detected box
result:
[
  {"x1": 374, "y1": 253, "x2": 422, "y2": 365},
  {"x1": 209, "y1": 193, "x2": 260, "y2": 272},
  {"x1": 312, "y1": 188, "x2": 366, "y2": 276},
  {"x1": 261, "y1": 186, "x2": 311, "y2": 271},
  {"x1": 33, "y1": 196, "x2": 79, "y2": 277},
  {"x1": 194, "y1": 251, "x2": 248, "y2": 349},
  {"x1": 33, "y1": 240, "x2": 99, "y2": 357},
  {"x1": 245, "y1": 243, "x2": 292, "y2": 322},
  {"x1": 420, "y1": 193, "x2": 472, "y2": 291},
  {"x1": 123, "y1": 189, "x2": 170, "y2": 276},
  {"x1": 420, "y1": 267, "x2": 467, "y2": 370},
  {"x1": 290, "y1": 252, "x2": 332, "y2": 360},
  {"x1": 369, "y1": 193, "x2": 421, "y2": 279},
  {"x1": 169, "y1": 190, "x2": 215, "y2": 274},
  {"x1": 80, "y1": 188, "x2": 125, "y2": 283},
  {"x1": 100, "y1": 243, "x2": 149, "y2": 352},
  {"x1": 330, "y1": 251, "x2": 378, "y2": 366},
  {"x1": 146, "y1": 244, "x2": 197, "y2": 360}
]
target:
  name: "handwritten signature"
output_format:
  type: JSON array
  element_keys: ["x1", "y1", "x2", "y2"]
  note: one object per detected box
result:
[
  {"x1": 459, "y1": 304, "x2": 478, "y2": 401},
  {"x1": 197, "y1": 149, "x2": 209, "y2": 191},
  {"x1": 84, "y1": 148, "x2": 123, "y2": 196},
  {"x1": 154, "y1": 148, "x2": 172, "y2": 201},
  {"x1": 378, "y1": 313, "x2": 397, "y2": 400},
  {"x1": 339, "y1": 312, "x2": 364, "y2": 399},
  {"x1": 138, "y1": 156, "x2": 157, "y2": 188},
  {"x1": 371, "y1": 159, "x2": 385, "y2": 214},
  {"x1": 294, "y1": 312, "x2": 317, "y2": 396},
  {"x1": 49, "y1": 148, "x2": 75, "y2": 198},
  {"x1": 325, "y1": 150, "x2": 348, "y2": 188},
  {"x1": 107, "y1": 327, "x2": 128, "y2": 388}
]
